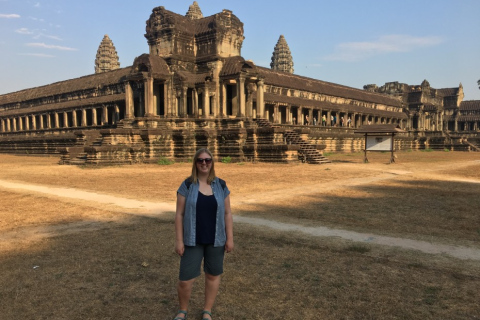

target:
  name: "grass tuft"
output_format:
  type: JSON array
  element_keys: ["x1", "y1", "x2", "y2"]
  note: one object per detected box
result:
[{"x1": 157, "y1": 157, "x2": 174, "y2": 165}]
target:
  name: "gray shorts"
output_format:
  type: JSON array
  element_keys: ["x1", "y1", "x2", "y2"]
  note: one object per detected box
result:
[{"x1": 179, "y1": 244, "x2": 225, "y2": 281}]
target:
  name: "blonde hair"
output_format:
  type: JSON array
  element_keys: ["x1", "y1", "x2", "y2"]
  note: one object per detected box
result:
[{"x1": 189, "y1": 148, "x2": 216, "y2": 184}]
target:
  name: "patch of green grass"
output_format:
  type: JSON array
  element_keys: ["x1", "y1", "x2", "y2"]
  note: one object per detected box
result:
[
  {"x1": 421, "y1": 148, "x2": 434, "y2": 152},
  {"x1": 157, "y1": 157, "x2": 174, "y2": 165},
  {"x1": 323, "y1": 152, "x2": 334, "y2": 157},
  {"x1": 443, "y1": 148, "x2": 450, "y2": 152},
  {"x1": 221, "y1": 156, "x2": 232, "y2": 164}
]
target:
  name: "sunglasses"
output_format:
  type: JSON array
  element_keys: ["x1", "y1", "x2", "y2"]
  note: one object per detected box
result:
[{"x1": 196, "y1": 158, "x2": 213, "y2": 164}]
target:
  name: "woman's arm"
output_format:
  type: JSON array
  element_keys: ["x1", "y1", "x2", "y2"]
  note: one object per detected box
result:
[
  {"x1": 175, "y1": 193, "x2": 186, "y2": 256},
  {"x1": 224, "y1": 195, "x2": 234, "y2": 253}
]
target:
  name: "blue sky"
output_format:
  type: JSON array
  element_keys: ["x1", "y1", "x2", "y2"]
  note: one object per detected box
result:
[{"x1": 1, "y1": 0, "x2": 479, "y2": 100}]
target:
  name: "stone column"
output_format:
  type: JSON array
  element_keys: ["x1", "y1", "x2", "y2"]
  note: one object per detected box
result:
[
  {"x1": 125, "y1": 81, "x2": 134, "y2": 119},
  {"x1": 192, "y1": 89, "x2": 198, "y2": 117},
  {"x1": 213, "y1": 82, "x2": 220, "y2": 117},
  {"x1": 72, "y1": 111, "x2": 77, "y2": 127},
  {"x1": 81, "y1": 109, "x2": 87, "y2": 127},
  {"x1": 92, "y1": 109, "x2": 97, "y2": 126},
  {"x1": 274, "y1": 104, "x2": 279, "y2": 124},
  {"x1": 204, "y1": 86, "x2": 210, "y2": 118},
  {"x1": 181, "y1": 86, "x2": 188, "y2": 117},
  {"x1": 31, "y1": 116, "x2": 36, "y2": 130},
  {"x1": 102, "y1": 106, "x2": 108, "y2": 125},
  {"x1": 144, "y1": 77, "x2": 154, "y2": 116},
  {"x1": 54, "y1": 113, "x2": 60, "y2": 128},
  {"x1": 298, "y1": 107, "x2": 303, "y2": 125},
  {"x1": 163, "y1": 81, "x2": 170, "y2": 117},
  {"x1": 327, "y1": 110, "x2": 332, "y2": 126},
  {"x1": 39, "y1": 115, "x2": 44, "y2": 130},
  {"x1": 114, "y1": 105, "x2": 120, "y2": 124},
  {"x1": 309, "y1": 109, "x2": 314, "y2": 126},
  {"x1": 24, "y1": 116, "x2": 29, "y2": 131},
  {"x1": 237, "y1": 75, "x2": 246, "y2": 117},
  {"x1": 63, "y1": 112, "x2": 68, "y2": 128},
  {"x1": 256, "y1": 80, "x2": 264, "y2": 119},
  {"x1": 0, "y1": 119, "x2": 4, "y2": 132},
  {"x1": 46, "y1": 114, "x2": 52, "y2": 129},
  {"x1": 221, "y1": 82, "x2": 227, "y2": 117}
]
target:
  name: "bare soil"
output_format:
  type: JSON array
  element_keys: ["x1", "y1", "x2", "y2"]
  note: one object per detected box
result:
[{"x1": 1, "y1": 151, "x2": 480, "y2": 319}]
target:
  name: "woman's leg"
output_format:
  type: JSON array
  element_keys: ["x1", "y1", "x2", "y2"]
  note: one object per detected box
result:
[
  {"x1": 176, "y1": 245, "x2": 203, "y2": 318},
  {"x1": 175, "y1": 278, "x2": 195, "y2": 318},
  {"x1": 203, "y1": 273, "x2": 221, "y2": 319},
  {"x1": 202, "y1": 245, "x2": 225, "y2": 319}
]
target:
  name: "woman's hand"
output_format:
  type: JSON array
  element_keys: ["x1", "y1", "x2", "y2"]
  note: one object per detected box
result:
[
  {"x1": 225, "y1": 238, "x2": 234, "y2": 253},
  {"x1": 175, "y1": 240, "x2": 185, "y2": 256}
]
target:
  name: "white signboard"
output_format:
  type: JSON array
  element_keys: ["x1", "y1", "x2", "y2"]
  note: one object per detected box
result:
[{"x1": 366, "y1": 135, "x2": 392, "y2": 151}]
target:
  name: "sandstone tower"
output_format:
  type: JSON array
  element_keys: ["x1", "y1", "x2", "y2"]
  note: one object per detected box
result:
[
  {"x1": 94, "y1": 35, "x2": 120, "y2": 74},
  {"x1": 145, "y1": 3, "x2": 245, "y2": 67},
  {"x1": 270, "y1": 35, "x2": 294, "y2": 74},
  {"x1": 186, "y1": 1, "x2": 203, "y2": 20}
]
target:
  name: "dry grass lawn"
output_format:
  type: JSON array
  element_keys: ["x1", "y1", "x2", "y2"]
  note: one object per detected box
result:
[{"x1": 1, "y1": 151, "x2": 480, "y2": 319}]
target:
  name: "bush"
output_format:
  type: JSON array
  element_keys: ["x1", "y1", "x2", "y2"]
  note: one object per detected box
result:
[
  {"x1": 221, "y1": 156, "x2": 232, "y2": 164},
  {"x1": 157, "y1": 157, "x2": 174, "y2": 165}
]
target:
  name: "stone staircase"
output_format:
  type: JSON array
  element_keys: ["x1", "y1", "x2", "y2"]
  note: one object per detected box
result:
[
  {"x1": 283, "y1": 130, "x2": 330, "y2": 164},
  {"x1": 464, "y1": 138, "x2": 480, "y2": 152},
  {"x1": 254, "y1": 118, "x2": 330, "y2": 164},
  {"x1": 255, "y1": 118, "x2": 273, "y2": 128},
  {"x1": 59, "y1": 131, "x2": 102, "y2": 165}
]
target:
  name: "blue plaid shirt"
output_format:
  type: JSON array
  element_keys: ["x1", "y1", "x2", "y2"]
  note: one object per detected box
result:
[{"x1": 177, "y1": 177, "x2": 230, "y2": 247}]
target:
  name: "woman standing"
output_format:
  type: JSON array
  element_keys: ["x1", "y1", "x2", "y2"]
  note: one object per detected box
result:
[{"x1": 173, "y1": 148, "x2": 234, "y2": 320}]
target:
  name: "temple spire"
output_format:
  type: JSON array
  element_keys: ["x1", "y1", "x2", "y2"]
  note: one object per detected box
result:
[
  {"x1": 186, "y1": 1, "x2": 203, "y2": 20},
  {"x1": 94, "y1": 34, "x2": 120, "y2": 74},
  {"x1": 270, "y1": 35, "x2": 294, "y2": 74}
]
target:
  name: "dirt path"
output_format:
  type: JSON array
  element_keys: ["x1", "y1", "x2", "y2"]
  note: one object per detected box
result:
[{"x1": 2, "y1": 167, "x2": 480, "y2": 261}]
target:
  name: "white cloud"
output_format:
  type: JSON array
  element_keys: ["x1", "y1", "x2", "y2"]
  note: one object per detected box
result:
[
  {"x1": 25, "y1": 42, "x2": 77, "y2": 51},
  {"x1": 324, "y1": 34, "x2": 444, "y2": 62},
  {"x1": 33, "y1": 33, "x2": 63, "y2": 41},
  {"x1": 28, "y1": 16, "x2": 45, "y2": 22},
  {"x1": 19, "y1": 53, "x2": 55, "y2": 58},
  {"x1": 0, "y1": 13, "x2": 20, "y2": 18},
  {"x1": 34, "y1": 2, "x2": 40, "y2": 8},
  {"x1": 16, "y1": 28, "x2": 35, "y2": 35}
]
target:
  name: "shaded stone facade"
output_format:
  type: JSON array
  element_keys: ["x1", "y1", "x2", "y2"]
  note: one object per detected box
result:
[{"x1": 0, "y1": 2, "x2": 479, "y2": 164}]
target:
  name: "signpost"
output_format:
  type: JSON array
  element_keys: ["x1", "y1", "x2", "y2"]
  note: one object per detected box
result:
[{"x1": 355, "y1": 124, "x2": 405, "y2": 163}]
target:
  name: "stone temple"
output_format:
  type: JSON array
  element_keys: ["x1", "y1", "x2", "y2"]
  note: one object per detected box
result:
[{"x1": 0, "y1": 2, "x2": 479, "y2": 165}]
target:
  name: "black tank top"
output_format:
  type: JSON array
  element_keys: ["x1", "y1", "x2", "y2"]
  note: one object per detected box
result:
[{"x1": 196, "y1": 191, "x2": 218, "y2": 244}]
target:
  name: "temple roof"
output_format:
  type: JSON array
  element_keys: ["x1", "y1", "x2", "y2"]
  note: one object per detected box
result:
[
  {"x1": 438, "y1": 87, "x2": 460, "y2": 97},
  {"x1": 130, "y1": 54, "x2": 170, "y2": 78},
  {"x1": 256, "y1": 66, "x2": 403, "y2": 108},
  {"x1": 459, "y1": 100, "x2": 480, "y2": 111},
  {"x1": 220, "y1": 56, "x2": 256, "y2": 76},
  {"x1": 0, "y1": 67, "x2": 132, "y2": 105},
  {"x1": 0, "y1": 94, "x2": 125, "y2": 117}
]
